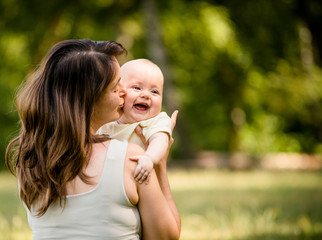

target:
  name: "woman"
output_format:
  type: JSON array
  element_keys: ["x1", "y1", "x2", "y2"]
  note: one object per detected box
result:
[{"x1": 6, "y1": 39, "x2": 180, "y2": 239}]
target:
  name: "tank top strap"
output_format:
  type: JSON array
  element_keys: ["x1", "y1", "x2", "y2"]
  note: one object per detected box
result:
[{"x1": 100, "y1": 139, "x2": 132, "y2": 205}]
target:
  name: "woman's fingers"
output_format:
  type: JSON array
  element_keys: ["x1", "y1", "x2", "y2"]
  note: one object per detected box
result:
[{"x1": 170, "y1": 110, "x2": 178, "y2": 133}]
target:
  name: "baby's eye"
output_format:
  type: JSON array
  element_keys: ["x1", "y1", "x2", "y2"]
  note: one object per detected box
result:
[
  {"x1": 151, "y1": 90, "x2": 159, "y2": 94},
  {"x1": 132, "y1": 86, "x2": 141, "y2": 90}
]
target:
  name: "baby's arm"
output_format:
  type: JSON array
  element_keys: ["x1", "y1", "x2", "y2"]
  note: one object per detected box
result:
[{"x1": 131, "y1": 132, "x2": 170, "y2": 183}]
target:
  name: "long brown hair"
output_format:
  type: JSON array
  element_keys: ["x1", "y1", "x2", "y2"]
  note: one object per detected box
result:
[{"x1": 5, "y1": 39, "x2": 126, "y2": 216}]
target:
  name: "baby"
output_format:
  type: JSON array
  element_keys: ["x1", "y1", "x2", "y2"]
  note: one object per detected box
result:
[{"x1": 97, "y1": 59, "x2": 171, "y2": 183}]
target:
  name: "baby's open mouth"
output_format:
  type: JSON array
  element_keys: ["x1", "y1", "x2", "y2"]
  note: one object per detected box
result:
[{"x1": 134, "y1": 103, "x2": 149, "y2": 111}]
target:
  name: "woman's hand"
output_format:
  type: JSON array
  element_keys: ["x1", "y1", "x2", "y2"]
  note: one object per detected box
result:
[
  {"x1": 170, "y1": 110, "x2": 178, "y2": 133},
  {"x1": 169, "y1": 110, "x2": 178, "y2": 146},
  {"x1": 134, "y1": 124, "x2": 148, "y2": 149}
]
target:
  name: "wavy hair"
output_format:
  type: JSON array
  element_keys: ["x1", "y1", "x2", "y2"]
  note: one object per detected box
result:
[{"x1": 5, "y1": 39, "x2": 126, "y2": 216}]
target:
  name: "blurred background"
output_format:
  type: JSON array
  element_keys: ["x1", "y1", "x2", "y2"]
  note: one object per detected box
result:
[{"x1": 0, "y1": 0, "x2": 322, "y2": 239}]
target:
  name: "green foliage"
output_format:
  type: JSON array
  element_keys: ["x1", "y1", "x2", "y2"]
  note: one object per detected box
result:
[
  {"x1": 1, "y1": 0, "x2": 322, "y2": 169},
  {"x1": 240, "y1": 65, "x2": 322, "y2": 154},
  {"x1": 161, "y1": 1, "x2": 246, "y2": 151},
  {"x1": 0, "y1": 0, "x2": 131, "y2": 170},
  {"x1": 159, "y1": 0, "x2": 322, "y2": 155}
]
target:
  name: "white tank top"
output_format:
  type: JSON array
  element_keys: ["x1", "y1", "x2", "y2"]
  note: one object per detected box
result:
[{"x1": 26, "y1": 139, "x2": 141, "y2": 240}]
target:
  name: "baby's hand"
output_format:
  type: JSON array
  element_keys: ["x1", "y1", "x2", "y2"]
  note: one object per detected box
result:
[{"x1": 130, "y1": 155, "x2": 154, "y2": 184}]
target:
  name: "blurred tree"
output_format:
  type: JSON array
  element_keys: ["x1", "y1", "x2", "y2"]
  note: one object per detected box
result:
[
  {"x1": 216, "y1": 0, "x2": 322, "y2": 154},
  {"x1": 141, "y1": 0, "x2": 195, "y2": 159},
  {"x1": 295, "y1": 0, "x2": 322, "y2": 67},
  {"x1": 0, "y1": 0, "x2": 124, "y2": 170},
  {"x1": 1, "y1": 0, "x2": 322, "y2": 170}
]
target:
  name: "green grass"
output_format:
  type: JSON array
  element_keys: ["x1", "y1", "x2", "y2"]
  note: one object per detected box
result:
[
  {"x1": 1, "y1": 169, "x2": 322, "y2": 240},
  {"x1": 0, "y1": 172, "x2": 32, "y2": 240},
  {"x1": 169, "y1": 169, "x2": 322, "y2": 239}
]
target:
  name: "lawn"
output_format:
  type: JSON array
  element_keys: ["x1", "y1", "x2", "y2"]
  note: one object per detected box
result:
[{"x1": 0, "y1": 169, "x2": 321, "y2": 240}]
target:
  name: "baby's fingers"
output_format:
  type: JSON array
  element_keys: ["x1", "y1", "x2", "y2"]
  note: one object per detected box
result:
[
  {"x1": 134, "y1": 166, "x2": 142, "y2": 178},
  {"x1": 145, "y1": 173, "x2": 151, "y2": 185},
  {"x1": 130, "y1": 156, "x2": 139, "y2": 162},
  {"x1": 136, "y1": 169, "x2": 149, "y2": 183}
]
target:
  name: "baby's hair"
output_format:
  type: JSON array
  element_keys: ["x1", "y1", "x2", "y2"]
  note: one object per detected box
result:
[
  {"x1": 121, "y1": 58, "x2": 163, "y2": 78},
  {"x1": 135, "y1": 58, "x2": 157, "y2": 66}
]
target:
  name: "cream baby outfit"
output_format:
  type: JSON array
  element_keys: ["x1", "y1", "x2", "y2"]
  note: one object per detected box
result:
[
  {"x1": 25, "y1": 139, "x2": 141, "y2": 240},
  {"x1": 97, "y1": 112, "x2": 172, "y2": 150}
]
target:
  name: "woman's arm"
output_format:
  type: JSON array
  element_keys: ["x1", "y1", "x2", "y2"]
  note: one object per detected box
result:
[
  {"x1": 135, "y1": 110, "x2": 180, "y2": 239},
  {"x1": 137, "y1": 165, "x2": 180, "y2": 240},
  {"x1": 124, "y1": 143, "x2": 180, "y2": 240},
  {"x1": 153, "y1": 142, "x2": 181, "y2": 233}
]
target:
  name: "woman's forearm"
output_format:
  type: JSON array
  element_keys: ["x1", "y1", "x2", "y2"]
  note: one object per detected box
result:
[
  {"x1": 154, "y1": 154, "x2": 181, "y2": 234},
  {"x1": 138, "y1": 167, "x2": 181, "y2": 240},
  {"x1": 137, "y1": 148, "x2": 181, "y2": 239},
  {"x1": 155, "y1": 162, "x2": 181, "y2": 232}
]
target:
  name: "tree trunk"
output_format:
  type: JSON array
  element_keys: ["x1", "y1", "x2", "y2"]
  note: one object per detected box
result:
[
  {"x1": 141, "y1": 0, "x2": 195, "y2": 160},
  {"x1": 295, "y1": 0, "x2": 322, "y2": 67}
]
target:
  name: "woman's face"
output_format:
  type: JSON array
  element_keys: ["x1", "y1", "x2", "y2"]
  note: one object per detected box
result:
[{"x1": 92, "y1": 60, "x2": 125, "y2": 131}]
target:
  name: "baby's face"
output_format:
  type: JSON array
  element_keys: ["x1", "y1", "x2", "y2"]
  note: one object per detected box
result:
[{"x1": 118, "y1": 65, "x2": 163, "y2": 124}]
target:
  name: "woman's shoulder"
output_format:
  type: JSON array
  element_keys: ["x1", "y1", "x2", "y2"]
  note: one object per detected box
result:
[
  {"x1": 123, "y1": 142, "x2": 144, "y2": 180},
  {"x1": 123, "y1": 142, "x2": 144, "y2": 205},
  {"x1": 126, "y1": 141, "x2": 145, "y2": 156},
  {"x1": 105, "y1": 139, "x2": 145, "y2": 155}
]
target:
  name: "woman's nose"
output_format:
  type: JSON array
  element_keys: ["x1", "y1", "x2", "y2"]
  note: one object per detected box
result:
[{"x1": 119, "y1": 82, "x2": 126, "y2": 97}]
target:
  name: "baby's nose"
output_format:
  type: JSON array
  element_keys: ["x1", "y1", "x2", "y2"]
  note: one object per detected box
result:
[{"x1": 140, "y1": 90, "x2": 150, "y2": 99}]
